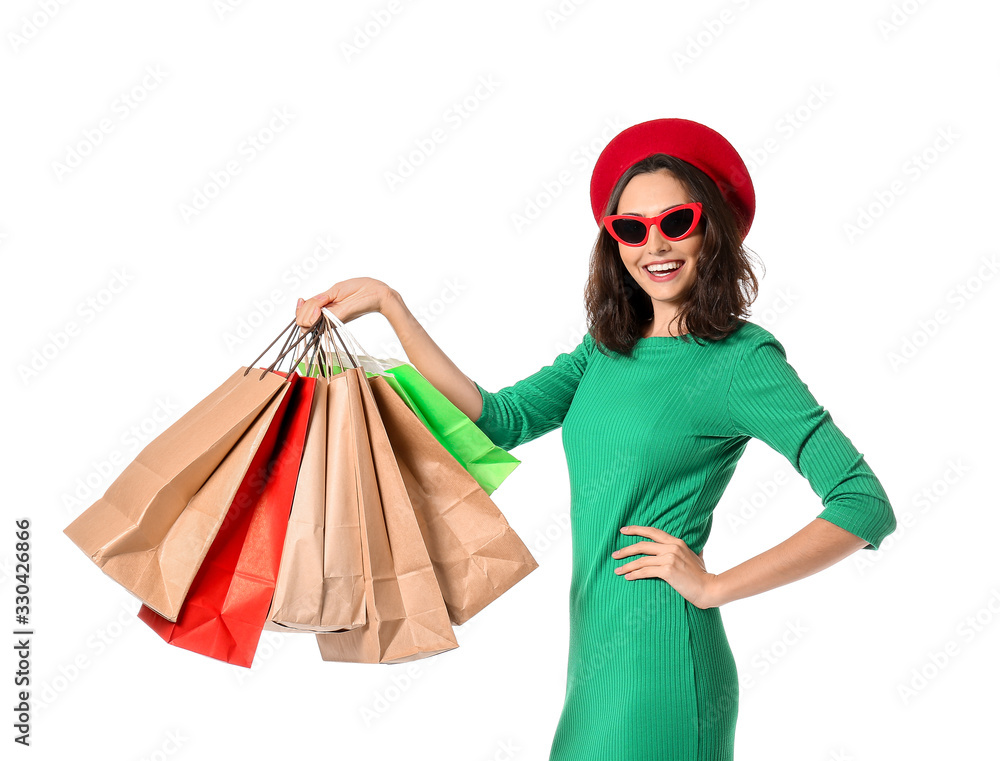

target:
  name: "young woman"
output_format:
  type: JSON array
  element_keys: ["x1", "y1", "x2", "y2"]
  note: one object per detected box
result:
[{"x1": 295, "y1": 118, "x2": 897, "y2": 761}]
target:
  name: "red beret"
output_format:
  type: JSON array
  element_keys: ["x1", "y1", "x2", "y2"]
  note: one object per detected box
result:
[{"x1": 590, "y1": 118, "x2": 755, "y2": 239}]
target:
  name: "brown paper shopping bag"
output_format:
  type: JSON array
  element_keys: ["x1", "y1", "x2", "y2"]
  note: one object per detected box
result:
[
  {"x1": 265, "y1": 371, "x2": 367, "y2": 633},
  {"x1": 368, "y1": 377, "x2": 539, "y2": 625},
  {"x1": 64, "y1": 367, "x2": 289, "y2": 620},
  {"x1": 315, "y1": 368, "x2": 458, "y2": 664}
]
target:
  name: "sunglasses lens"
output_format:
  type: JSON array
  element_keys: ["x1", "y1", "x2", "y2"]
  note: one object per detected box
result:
[
  {"x1": 610, "y1": 218, "x2": 648, "y2": 245},
  {"x1": 660, "y1": 207, "x2": 696, "y2": 239}
]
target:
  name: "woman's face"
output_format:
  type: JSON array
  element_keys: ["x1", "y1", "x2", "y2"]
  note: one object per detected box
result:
[{"x1": 614, "y1": 169, "x2": 703, "y2": 309}]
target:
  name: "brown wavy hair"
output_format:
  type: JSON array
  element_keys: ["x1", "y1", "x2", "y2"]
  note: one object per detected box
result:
[{"x1": 583, "y1": 153, "x2": 762, "y2": 356}]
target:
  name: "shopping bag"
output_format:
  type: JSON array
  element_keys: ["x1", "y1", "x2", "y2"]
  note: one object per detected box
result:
[
  {"x1": 368, "y1": 376, "x2": 539, "y2": 625},
  {"x1": 314, "y1": 366, "x2": 459, "y2": 664},
  {"x1": 317, "y1": 308, "x2": 538, "y2": 624},
  {"x1": 64, "y1": 366, "x2": 289, "y2": 620},
  {"x1": 379, "y1": 362, "x2": 520, "y2": 496},
  {"x1": 137, "y1": 372, "x2": 315, "y2": 667},
  {"x1": 300, "y1": 313, "x2": 520, "y2": 495},
  {"x1": 265, "y1": 368, "x2": 367, "y2": 633}
]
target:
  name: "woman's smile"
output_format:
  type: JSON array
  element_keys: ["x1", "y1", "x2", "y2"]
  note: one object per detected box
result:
[{"x1": 643, "y1": 259, "x2": 686, "y2": 282}]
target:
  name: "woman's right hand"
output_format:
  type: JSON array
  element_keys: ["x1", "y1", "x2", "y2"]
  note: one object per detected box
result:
[
  {"x1": 301, "y1": 275, "x2": 481, "y2": 423},
  {"x1": 295, "y1": 277, "x2": 394, "y2": 329}
]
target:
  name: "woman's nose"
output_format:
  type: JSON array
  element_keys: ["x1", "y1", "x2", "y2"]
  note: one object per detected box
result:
[{"x1": 645, "y1": 223, "x2": 671, "y2": 249}]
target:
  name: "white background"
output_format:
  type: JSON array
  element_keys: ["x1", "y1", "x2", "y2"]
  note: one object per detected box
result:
[{"x1": 2, "y1": 0, "x2": 998, "y2": 759}]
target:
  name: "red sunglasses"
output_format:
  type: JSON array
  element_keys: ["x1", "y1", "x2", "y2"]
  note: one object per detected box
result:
[{"x1": 603, "y1": 202, "x2": 703, "y2": 246}]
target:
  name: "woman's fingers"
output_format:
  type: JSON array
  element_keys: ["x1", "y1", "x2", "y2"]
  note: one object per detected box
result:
[
  {"x1": 295, "y1": 298, "x2": 310, "y2": 331},
  {"x1": 295, "y1": 295, "x2": 328, "y2": 328},
  {"x1": 295, "y1": 277, "x2": 386, "y2": 328}
]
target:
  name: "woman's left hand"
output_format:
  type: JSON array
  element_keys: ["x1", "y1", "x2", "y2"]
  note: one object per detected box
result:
[{"x1": 613, "y1": 526, "x2": 722, "y2": 609}]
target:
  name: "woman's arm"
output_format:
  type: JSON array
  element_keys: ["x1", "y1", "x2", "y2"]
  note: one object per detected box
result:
[
  {"x1": 727, "y1": 330, "x2": 897, "y2": 553},
  {"x1": 386, "y1": 288, "x2": 593, "y2": 450},
  {"x1": 381, "y1": 288, "x2": 484, "y2": 422},
  {"x1": 707, "y1": 517, "x2": 868, "y2": 607},
  {"x1": 298, "y1": 279, "x2": 483, "y2": 421},
  {"x1": 299, "y1": 279, "x2": 591, "y2": 448}
]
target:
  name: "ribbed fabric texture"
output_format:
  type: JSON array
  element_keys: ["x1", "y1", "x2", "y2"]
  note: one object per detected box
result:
[{"x1": 472, "y1": 319, "x2": 896, "y2": 761}]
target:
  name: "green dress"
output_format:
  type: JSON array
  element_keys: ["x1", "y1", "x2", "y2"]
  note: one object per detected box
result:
[{"x1": 472, "y1": 319, "x2": 896, "y2": 761}]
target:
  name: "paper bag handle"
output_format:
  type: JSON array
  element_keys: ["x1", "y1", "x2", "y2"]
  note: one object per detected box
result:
[
  {"x1": 240, "y1": 318, "x2": 338, "y2": 381},
  {"x1": 316, "y1": 316, "x2": 358, "y2": 376},
  {"x1": 243, "y1": 318, "x2": 300, "y2": 380},
  {"x1": 321, "y1": 307, "x2": 394, "y2": 376}
]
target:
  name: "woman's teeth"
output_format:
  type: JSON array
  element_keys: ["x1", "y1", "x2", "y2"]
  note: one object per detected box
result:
[{"x1": 645, "y1": 262, "x2": 683, "y2": 277}]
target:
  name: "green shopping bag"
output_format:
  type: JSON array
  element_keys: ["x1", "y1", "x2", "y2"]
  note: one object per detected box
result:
[{"x1": 297, "y1": 359, "x2": 519, "y2": 495}]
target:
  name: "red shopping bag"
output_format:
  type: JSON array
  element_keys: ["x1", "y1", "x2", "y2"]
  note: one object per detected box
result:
[{"x1": 138, "y1": 371, "x2": 316, "y2": 667}]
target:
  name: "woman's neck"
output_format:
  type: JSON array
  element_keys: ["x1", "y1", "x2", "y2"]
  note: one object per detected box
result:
[{"x1": 642, "y1": 316, "x2": 688, "y2": 338}]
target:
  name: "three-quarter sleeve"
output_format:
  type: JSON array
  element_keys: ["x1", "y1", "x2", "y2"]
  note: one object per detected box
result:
[
  {"x1": 472, "y1": 332, "x2": 594, "y2": 450},
  {"x1": 726, "y1": 333, "x2": 897, "y2": 550}
]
